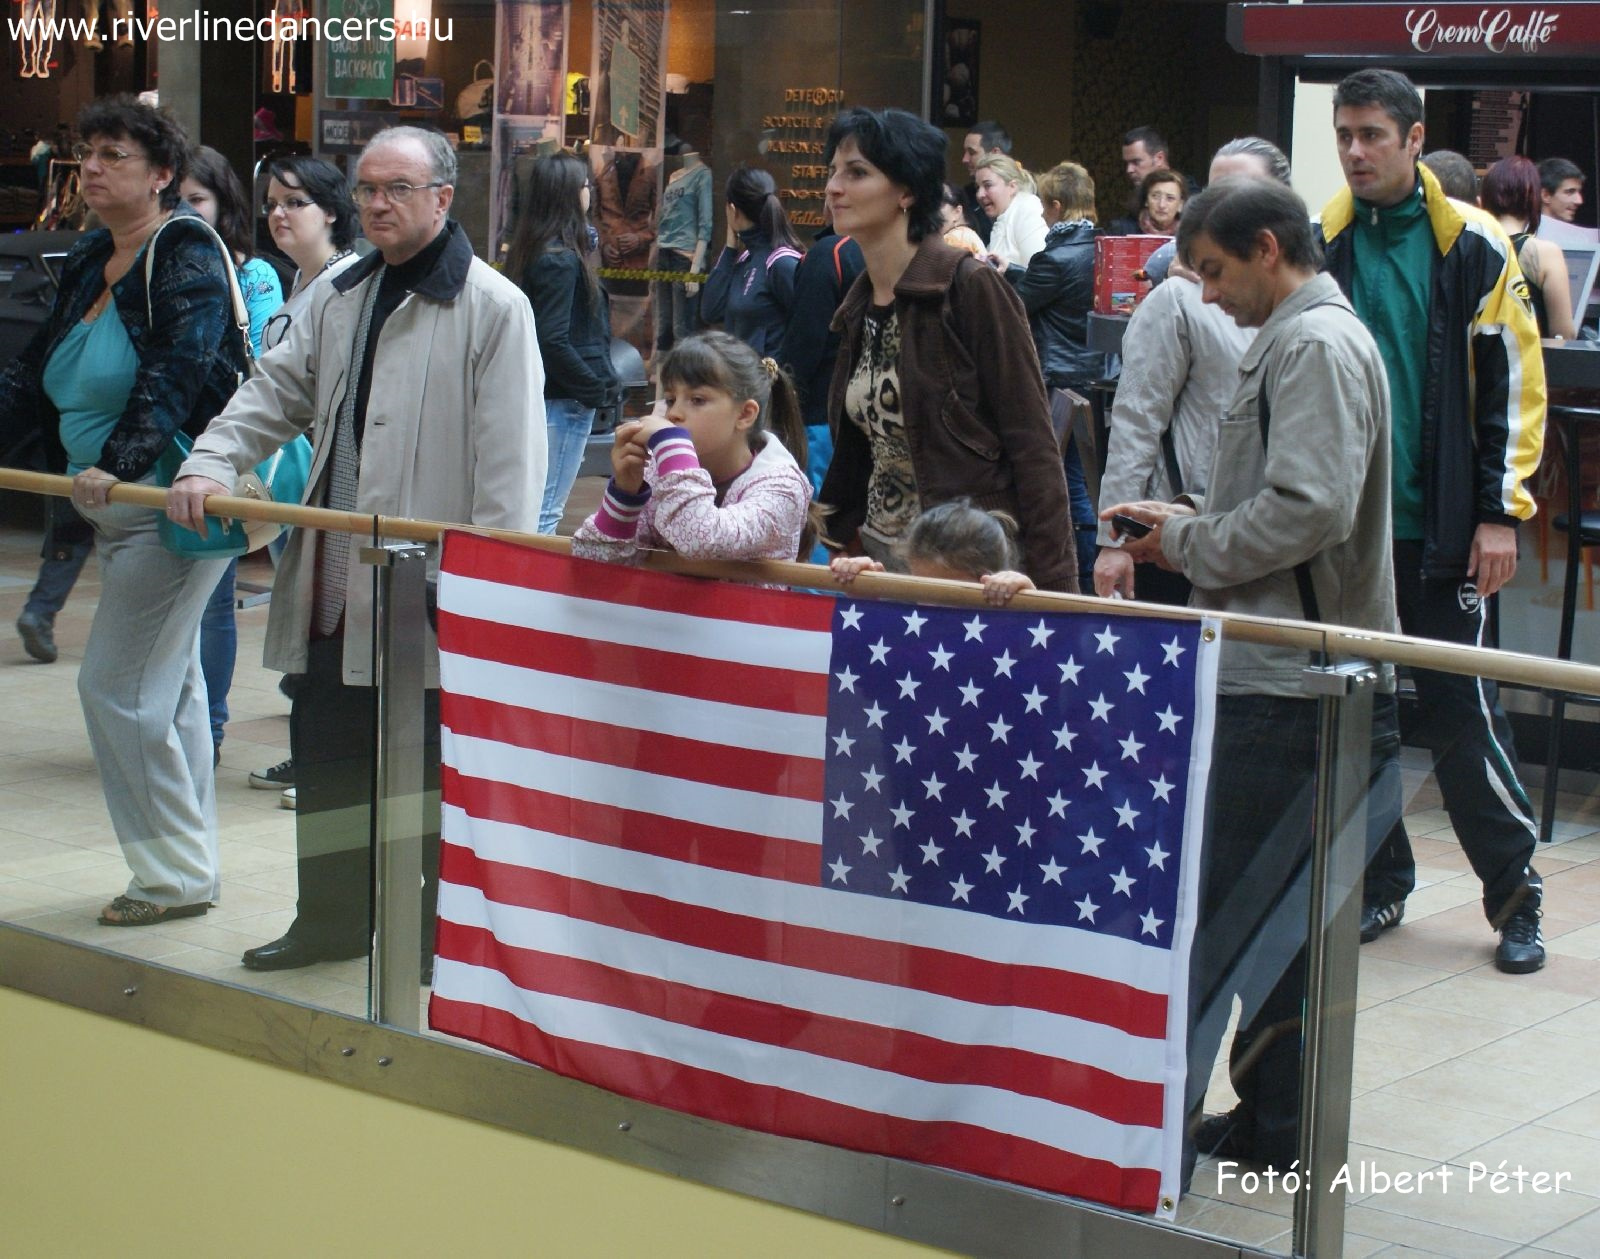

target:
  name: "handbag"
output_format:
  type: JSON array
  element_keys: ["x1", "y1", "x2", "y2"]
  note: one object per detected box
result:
[{"x1": 141, "y1": 214, "x2": 315, "y2": 557}]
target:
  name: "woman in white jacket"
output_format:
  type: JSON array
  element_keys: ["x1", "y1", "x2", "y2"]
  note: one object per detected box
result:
[{"x1": 975, "y1": 153, "x2": 1047, "y2": 269}]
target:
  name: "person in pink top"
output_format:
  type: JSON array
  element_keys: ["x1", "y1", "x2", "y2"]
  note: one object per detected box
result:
[{"x1": 574, "y1": 330, "x2": 814, "y2": 564}]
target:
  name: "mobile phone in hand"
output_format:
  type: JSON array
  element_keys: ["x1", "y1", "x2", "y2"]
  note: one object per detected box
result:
[{"x1": 1111, "y1": 513, "x2": 1153, "y2": 540}]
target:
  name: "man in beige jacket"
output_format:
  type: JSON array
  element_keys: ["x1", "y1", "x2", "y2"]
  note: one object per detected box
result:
[
  {"x1": 169, "y1": 126, "x2": 545, "y2": 973},
  {"x1": 1103, "y1": 176, "x2": 1400, "y2": 1178}
]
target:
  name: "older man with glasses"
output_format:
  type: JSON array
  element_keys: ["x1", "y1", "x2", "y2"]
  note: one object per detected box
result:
[{"x1": 167, "y1": 126, "x2": 547, "y2": 976}]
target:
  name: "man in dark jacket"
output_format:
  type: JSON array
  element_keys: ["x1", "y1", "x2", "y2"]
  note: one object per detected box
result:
[
  {"x1": 1319, "y1": 68, "x2": 1548, "y2": 973},
  {"x1": 958, "y1": 120, "x2": 1011, "y2": 245},
  {"x1": 780, "y1": 214, "x2": 864, "y2": 492}
]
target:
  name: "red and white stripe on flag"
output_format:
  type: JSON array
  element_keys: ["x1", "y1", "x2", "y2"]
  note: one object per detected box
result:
[{"x1": 429, "y1": 532, "x2": 1200, "y2": 1214}]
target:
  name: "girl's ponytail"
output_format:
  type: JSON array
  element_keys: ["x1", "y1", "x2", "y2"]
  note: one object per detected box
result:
[{"x1": 760, "y1": 357, "x2": 817, "y2": 559}]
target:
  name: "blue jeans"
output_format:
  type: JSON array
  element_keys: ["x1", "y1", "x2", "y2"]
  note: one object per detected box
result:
[
  {"x1": 1064, "y1": 435, "x2": 1097, "y2": 589},
  {"x1": 653, "y1": 248, "x2": 701, "y2": 352},
  {"x1": 200, "y1": 558, "x2": 237, "y2": 752},
  {"x1": 25, "y1": 538, "x2": 93, "y2": 621},
  {"x1": 539, "y1": 396, "x2": 598, "y2": 535}
]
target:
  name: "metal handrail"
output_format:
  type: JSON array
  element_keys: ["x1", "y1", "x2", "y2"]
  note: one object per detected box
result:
[{"x1": 6, "y1": 465, "x2": 1599, "y2": 697}]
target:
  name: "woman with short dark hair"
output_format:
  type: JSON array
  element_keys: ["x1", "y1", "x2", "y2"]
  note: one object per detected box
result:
[
  {"x1": 1481, "y1": 155, "x2": 1576, "y2": 339},
  {"x1": 0, "y1": 95, "x2": 250, "y2": 925},
  {"x1": 817, "y1": 107, "x2": 1078, "y2": 591},
  {"x1": 259, "y1": 155, "x2": 361, "y2": 355}
]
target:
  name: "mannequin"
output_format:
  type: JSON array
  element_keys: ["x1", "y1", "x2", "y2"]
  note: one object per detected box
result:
[{"x1": 654, "y1": 144, "x2": 712, "y2": 352}]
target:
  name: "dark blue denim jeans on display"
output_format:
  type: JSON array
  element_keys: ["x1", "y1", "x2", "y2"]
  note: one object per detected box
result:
[
  {"x1": 25, "y1": 538, "x2": 93, "y2": 620},
  {"x1": 653, "y1": 249, "x2": 701, "y2": 353},
  {"x1": 200, "y1": 557, "x2": 237, "y2": 752},
  {"x1": 539, "y1": 396, "x2": 599, "y2": 534},
  {"x1": 1065, "y1": 434, "x2": 1097, "y2": 588}
]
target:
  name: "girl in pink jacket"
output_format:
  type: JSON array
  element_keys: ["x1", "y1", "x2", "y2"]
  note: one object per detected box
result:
[{"x1": 574, "y1": 331, "x2": 814, "y2": 564}]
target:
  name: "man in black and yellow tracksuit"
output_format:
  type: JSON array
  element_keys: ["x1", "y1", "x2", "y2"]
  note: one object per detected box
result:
[{"x1": 1320, "y1": 69, "x2": 1546, "y2": 974}]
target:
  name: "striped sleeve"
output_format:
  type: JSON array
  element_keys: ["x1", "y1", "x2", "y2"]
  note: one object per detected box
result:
[{"x1": 1467, "y1": 222, "x2": 1546, "y2": 524}]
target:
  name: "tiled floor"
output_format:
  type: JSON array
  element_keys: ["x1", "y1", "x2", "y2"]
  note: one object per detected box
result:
[{"x1": 1, "y1": 506, "x2": 1598, "y2": 1258}]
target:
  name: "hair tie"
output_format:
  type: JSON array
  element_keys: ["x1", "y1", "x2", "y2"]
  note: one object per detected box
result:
[{"x1": 760, "y1": 356, "x2": 780, "y2": 380}]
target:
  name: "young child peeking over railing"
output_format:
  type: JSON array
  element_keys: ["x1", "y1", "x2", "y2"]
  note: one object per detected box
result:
[
  {"x1": 572, "y1": 331, "x2": 814, "y2": 564},
  {"x1": 830, "y1": 499, "x2": 1036, "y2": 606}
]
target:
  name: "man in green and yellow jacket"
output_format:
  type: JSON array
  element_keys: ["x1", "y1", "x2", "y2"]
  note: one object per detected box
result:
[{"x1": 1318, "y1": 68, "x2": 1547, "y2": 974}]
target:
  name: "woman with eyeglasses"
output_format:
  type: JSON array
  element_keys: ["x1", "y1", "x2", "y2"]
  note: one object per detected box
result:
[
  {"x1": 259, "y1": 155, "x2": 361, "y2": 354},
  {"x1": 505, "y1": 150, "x2": 618, "y2": 534},
  {"x1": 0, "y1": 95, "x2": 251, "y2": 926}
]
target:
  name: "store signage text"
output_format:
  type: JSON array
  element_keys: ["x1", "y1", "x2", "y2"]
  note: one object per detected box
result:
[
  {"x1": 766, "y1": 87, "x2": 845, "y2": 226},
  {"x1": 1405, "y1": 7, "x2": 1559, "y2": 54}
]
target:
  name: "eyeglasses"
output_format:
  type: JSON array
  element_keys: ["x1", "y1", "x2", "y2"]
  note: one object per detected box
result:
[
  {"x1": 352, "y1": 180, "x2": 445, "y2": 207},
  {"x1": 261, "y1": 196, "x2": 318, "y2": 216},
  {"x1": 72, "y1": 143, "x2": 147, "y2": 168}
]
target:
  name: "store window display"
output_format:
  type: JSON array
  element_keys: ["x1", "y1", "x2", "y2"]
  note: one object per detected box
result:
[{"x1": 655, "y1": 143, "x2": 712, "y2": 353}]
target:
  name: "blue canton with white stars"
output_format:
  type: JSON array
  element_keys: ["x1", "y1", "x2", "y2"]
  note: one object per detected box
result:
[{"x1": 821, "y1": 601, "x2": 1203, "y2": 946}]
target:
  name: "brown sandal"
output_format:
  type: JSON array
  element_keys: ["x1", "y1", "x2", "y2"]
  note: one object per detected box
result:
[{"x1": 97, "y1": 896, "x2": 209, "y2": 927}]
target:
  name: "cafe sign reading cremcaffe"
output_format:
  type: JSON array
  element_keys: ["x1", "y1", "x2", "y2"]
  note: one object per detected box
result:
[{"x1": 1228, "y1": 3, "x2": 1600, "y2": 59}]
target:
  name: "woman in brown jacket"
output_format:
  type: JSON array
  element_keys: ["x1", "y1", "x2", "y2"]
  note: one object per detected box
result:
[{"x1": 817, "y1": 107, "x2": 1078, "y2": 591}]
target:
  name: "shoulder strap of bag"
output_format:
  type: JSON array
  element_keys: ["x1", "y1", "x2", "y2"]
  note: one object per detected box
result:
[
  {"x1": 143, "y1": 215, "x2": 255, "y2": 375},
  {"x1": 832, "y1": 235, "x2": 852, "y2": 288},
  {"x1": 1160, "y1": 428, "x2": 1185, "y2": 498},
  {"x1": 1255, "y1": 373, "x2": 1321, "y2": 625}
]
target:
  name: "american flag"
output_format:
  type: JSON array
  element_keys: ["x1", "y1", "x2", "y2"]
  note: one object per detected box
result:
[{"x1": 429, "y1": 533, "x2": 1217, "y2": 1214}]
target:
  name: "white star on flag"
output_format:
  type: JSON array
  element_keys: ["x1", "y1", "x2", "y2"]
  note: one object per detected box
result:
[
  {"x1": 928, "y1": 644, "x2": 953, "y2": 671},
  {"x1": 952, "y1": 810, "x2": 976, "y2": 838},
  {"x1": 1047, "y1": 790, "x2": 1069, "y2": 818},
  {"x1": 831, "y1": 794, "x2": 853, "y2": 819},
  {"x1": 982, "y1": 846, "x2": 1006, "y2": 874},
  {"x1": 988, "y1": 715, "x2": 1012, "y2": 743},
  {"x1": 1082, "y1": 762, "x2": 1108, "y2": 789},
  {"x1": 1075, "y1": 894, "x2": 1099, "y2": 922},
  {"x1": 1123, "y1": 664, "x2": 1150, "y2": 694},
  {"x1": 1054, "y1": 723, "x2": 1077, "y2": 750},
  {"x1": 1157, "y1": 706, "x2": 1183, "y2": 734},
  {"x1": 953, "y1": 745, "x2": 978, "y2": 772},
  {"x1": 893, "y1": 736, "x2": 917, "y2": 763},
  {"x1": 963, "y1": 616, "x2": 986, "y2": 642},
  {"x1": 1151, "y1": 775, "x2": 1175, "y2": 803},
  {"x1": 868, "y1": 638, "x2": 891, "y2": 664},
  {"x1": 860, "y1": 829, "x2": 883, "y2": 856},
  {"x1": 1114, "y1": 801, "x2": 1141, "y2": 830},
  {"x1": 829, "y1": 856, "x2": 851, "y2": 883},
  {"x1": 1040, "y1": 856, "x2": 1067, "y2": 884},
  {"x1": 958, "y1": 680, "x2": 984, "y2": 706},
  {"x1": 1095, "y1": 626, "x2": 1121, "y2": 654},
  {"x1": 1089, "y1": 694, "x2": 1115, "y2": 722},
  {"x1": 861, "y1": 765, "x2": 883, "y2": 792},
  {"x1": 832, "y1": 729, "x2": 855, "y2": 757},
  {"x1": 1079, "y1": 828, "x2": 1105, "y2": 856},
  {"x1": 919, "y1": 838, "x2": 943, "y2": 865},
  {"x1": 888, "y1": 866, "x2": 911, "y2": 893},
  {"x1": 993, "y1": 649, "x2": 1016, "y2": 678},
  {"x1": 1016, "y1": 819, "x2": 1037, "y2": 846},
  {"x1": 985, "y1": 781, "x2": 1010, "y2": 809},
  {"x1": 1145, "y1": 842, "x2": 1170, "y2": 870},
  {"x1": 1017, "y1": 752, "x2": 1043, "y2": 780},
  {"x1": 863, "y1": 702, "x2": 886, "y2": 728},
  {"x1": 1162, "y1": 636, "x2": 1187, "y2": 666},
  {"x1": 1006, "y1": 886, "x2": 1029, "y2": 914},
  {"x1": 922, "y1": 773, "x2": 946, "y2": 800},
  {"x1": 835, "y1": 667, "x2": 858, "y2": 693},
  {"x1": 1029, "y1": 620, "x2": 1055, "y2": 648},
  {"x1": 949, "y1": 874, "x2": 974, "y2": 902},
  {"x1": 925, "y1": 708, "x2": 950, "y2": 736},
  {"x1": 1119, "y1": 733, "x2": 1145, "y2": 762},
  {"x1": 890, "y1": 803, "x2": 914, "y2": 828},
  {"x1": 903, "y1": 609, "x2": 927, "y2": 637},
  {"x1": 897, "y1": 673, "x2": 922, "y2": 699},
  {"x1": 1022, "y1": 686, "x2": 1047, "y2": 714},
  {"x1": 1059, "y1": 656, "x2": 1083, "y2": 685},
  {"x1": 1111, "y1": 867, "x2": 1136, "y2": 896},
  {"x1": 1141, "y1": 909, "x2": 1165, "y2": 937},
  {"x1": 839, "y1": 604, "x2": 863, "y2": 630}
]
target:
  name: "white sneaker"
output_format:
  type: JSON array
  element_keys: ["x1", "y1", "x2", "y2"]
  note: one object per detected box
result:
[{"x1": 280, "y1": 786, "x2": 296, "y2": 810}]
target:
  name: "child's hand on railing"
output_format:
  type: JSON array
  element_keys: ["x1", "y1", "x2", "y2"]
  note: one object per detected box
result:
[
  {"x1": 829, "y1": 555, "x2": 885, "y2": 585},
  {"x1": 981, "y1": 570, "x2": 1036, "y2": 606}
]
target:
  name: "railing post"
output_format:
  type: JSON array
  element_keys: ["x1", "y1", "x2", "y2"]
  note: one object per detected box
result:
[
  {"x1": 364, "y1": 543, "x2": 430, "y2": 1028},
  {"x1": 1294, "y1": 660, "x2": 1378, "y2": 1256}
]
